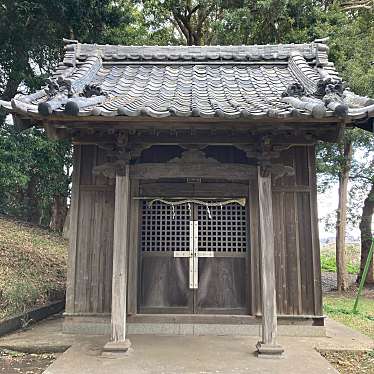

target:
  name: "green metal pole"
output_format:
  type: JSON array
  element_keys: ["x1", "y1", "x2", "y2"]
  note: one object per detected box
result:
[{"x1": 353, "y1": 237, "x2": 374, "y2": 313}]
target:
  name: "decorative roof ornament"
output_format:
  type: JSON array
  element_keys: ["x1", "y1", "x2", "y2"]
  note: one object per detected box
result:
[
  {"x1": 281, "y1": 82, "x2": 327, "y2": 118},
  {"x1": 44, "y1": 76, "x2": 74, "y2": 98},
  {"x1": 281, "y1": 83, "x2": 306, "y2": 98},
  {"x1": 81, "y1": 84, "x2": 107, "y2": 98},
  {"x1": 314, "y1": 78, "x2": 344, "y2": 99},
  {"x1": 311, "y1": 78, "x2": 348, "y2": 117}
]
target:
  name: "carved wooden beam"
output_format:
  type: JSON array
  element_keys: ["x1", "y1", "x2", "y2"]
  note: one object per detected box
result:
[
  {"x1": 93, "y1": 160, "x2": 128, "y2": 179},
  {"x1": 68, "y1": 126, "x2": 326, "y2": 145},
  {"x1": 238, "y1": 138, "x2": 296, "y2": 180},
  {"x1": 92, "y1": 143, "x2": 295, "y2": 181}
]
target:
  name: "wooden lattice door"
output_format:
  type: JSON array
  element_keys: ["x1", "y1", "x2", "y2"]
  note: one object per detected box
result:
[{"x1": 139, "y1": 200, "x2": 248, "y2": 314}]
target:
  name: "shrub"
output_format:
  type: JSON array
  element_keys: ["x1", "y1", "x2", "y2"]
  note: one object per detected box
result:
[{"x1": 321, "y1": 252, "x2": 359, "y2": 274}]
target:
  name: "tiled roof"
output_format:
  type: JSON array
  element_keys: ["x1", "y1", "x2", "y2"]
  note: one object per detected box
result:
[{"x1": 2, "y1": 39, "x2": 374, "y2": 122}]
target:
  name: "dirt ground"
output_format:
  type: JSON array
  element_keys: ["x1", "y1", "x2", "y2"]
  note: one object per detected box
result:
[
  {"x1": 326, "y1": 283, "x2": 374, "y2": 299},
  {"x1": 0, "y1": 349, "x2": 57, "y2": 374},
  {"x1": 321, "y1": 351, "x2": 374, "y2": 374}
]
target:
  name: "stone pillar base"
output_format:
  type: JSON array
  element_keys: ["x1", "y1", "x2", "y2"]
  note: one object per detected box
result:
[
  {"x1": 102, "y1": 339, "x2": 132, "y2": 356},
  {"x1": 256, "y1": 341, "x2": 284, "y2": 359}
]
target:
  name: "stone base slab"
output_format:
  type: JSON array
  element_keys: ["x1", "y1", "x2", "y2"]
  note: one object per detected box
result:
[
  {"x1": 102, "y1": 339, "x2": 131, "y2": 356},
  {"x1": 63, "y1": 314, "x2": 326, "y2": 337},
  {"x1": 256, "y1": 341, "x2": 285, "y2": 359}
]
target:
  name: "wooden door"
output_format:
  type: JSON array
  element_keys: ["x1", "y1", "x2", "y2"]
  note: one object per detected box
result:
[
  {"x1": 139, "y1": 201, "x2": 193, "y2": 313},
  {"x1": 195, "y1": 203, "x2": 248, "y2": 314},
  {"x1": 139, "y1": 200, "x2": 248, "y2": 314}
]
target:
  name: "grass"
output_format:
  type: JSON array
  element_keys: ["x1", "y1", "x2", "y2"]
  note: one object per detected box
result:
[
  {"x1": 0, "y1": 214, "x2": 67, "y2": 319},
  {"x1": 320, "y1": 243, "x2": 360, "y2": 274},
  {"x1": 323, "y1": 294, "x2": 374, "y2": 339},
  {"x1": 321, "y1": 294, "x2": 374, "y2": 373}
]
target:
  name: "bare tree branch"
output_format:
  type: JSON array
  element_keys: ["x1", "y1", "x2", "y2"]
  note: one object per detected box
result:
[{"x1": 340, "y1": 0, "x2": 374, "y2": 11}]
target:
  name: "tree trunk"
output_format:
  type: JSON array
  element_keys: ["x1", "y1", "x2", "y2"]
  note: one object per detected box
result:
[
  {"x1": 62, "y1": 208, "x2": 70, "y2": 239},
  {"x1": 50, "y1": 194, "x2": 68, "y2": 232},
  {"x1": 336, "y1": 139, "x2": 353, "y2": 292},
  {"x1": 358, "y1": 181, "x2": 374, "y2": 284},
  {"x1": 24, "y1": 175, "x2": 41, "y2": 224}
]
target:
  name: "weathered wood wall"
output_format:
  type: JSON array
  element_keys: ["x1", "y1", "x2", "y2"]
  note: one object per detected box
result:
[
  {"x1": 249, "y1": 145, "x2": 322, "y2": 317},
  {"x1": 67, "y1": 143, "x2": 322, "y2": 318},
  {"x1": 66, "y1": 145, "x2": 115, "y2": 314}
]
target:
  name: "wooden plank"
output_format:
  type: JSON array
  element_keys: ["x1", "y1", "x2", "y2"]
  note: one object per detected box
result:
[
  {"x1": 110, "y1": 167, "x2": 131, "y2": 343},
  {"x1": 79, "y1": 185, "x2": 114, "y2": 192},
  {"x1": 40, "y1": 111, "x2": 346, "y2": 126},
  {"x1": 294, "y1": 192, "x2": 303, "y2": 315},
  {"x1": 248, "y1": 181, "x2": 261, "y2": 316},
  {"x1": 90, "y1": 191, "x2": 105, "y2": 313},
  {"x1": 308, "y1": 146, "x2": 323, "y2": 315},
  {"x1": 273, "y1": 191, "x2": 287, "y2": 314},
  {"x1": 79, "y1": 145, "x2": 96, "y2": 185},
  {"x1": 297, "y1": 192, "x2": 314, "y2": 314},
  {"x1": 140, "y1": 182, "x2": 248, "y2": 197},
  {"x1": 102, "y1": 191, "x2": 115, "y2": 313},
  {"x1": 257, "y1": 167, "x2": 278, "y2": 346},
  {"x1": 79, "y1": 191, "x2": 95, "y2": 312},
  {"x1": 283, "y1": 192, "x2": 299, "y2": 315},
  {"x1": 131, "y1": 163, "x2": 257, "y2": 180},
  {"x1": 295, "y1": 146, "x2": 310, "y2": 186},
  {"x1": 272, "y1": 186, "x2": 311, "y2": 193},
  {"x1": 65, "y1": 145, "x2": 81, "y2": 314},
  {"x1": 127, "y1": 179, "x2": 140, "y2": 315}
]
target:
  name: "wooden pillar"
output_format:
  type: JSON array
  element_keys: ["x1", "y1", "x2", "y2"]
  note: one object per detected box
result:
[
  {"x1": 256, "y1": 166, "x2": 284, "y2": 358},
  {"x1": 65, "y1": 145, "x2": 81, "y2": 314},
  {"x1": 103, "y1": 165, "x2": 131, "y2": 353}
]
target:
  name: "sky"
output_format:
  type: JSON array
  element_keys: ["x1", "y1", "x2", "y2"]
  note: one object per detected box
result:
[
  {"x1": 318, "y1": 148, "x2": 371, "y2": 242},
  {"x1": 318, "y1": 183, "x2": 342, "y2": 240}
]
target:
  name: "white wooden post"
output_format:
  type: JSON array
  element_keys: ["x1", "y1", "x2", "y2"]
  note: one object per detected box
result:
[
  {"x1": 256, "y1": 166, "x2": 284, "y2": 358},
  {"x1": 103, "y1": 165, "x2": 131, "y2": 353}
]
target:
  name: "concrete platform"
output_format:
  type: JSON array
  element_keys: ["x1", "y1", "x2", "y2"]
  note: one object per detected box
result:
[
  {"x1": 0, "y1": 315, "x2": 75, "y2": 353},
  {"x1": 0, "y1": 315, "x2": 372, "y2": 374},
  {"x1": 44, "y1": 335, "x2": 337, "y2": 374}
]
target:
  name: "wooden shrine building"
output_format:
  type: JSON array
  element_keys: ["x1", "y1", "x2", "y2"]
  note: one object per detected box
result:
[{"x1": 2, "y1": 39, "x2": 373, "y2": 357}]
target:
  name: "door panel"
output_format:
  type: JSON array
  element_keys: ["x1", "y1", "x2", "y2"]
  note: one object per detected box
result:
[
  {"x1": 139, "y1": 201, "x2": 193, "y2": 313},
  {"x1": 139, "y1": 198, "x2": 248, "y2": 314},
  {"x1": 196, "y1": 257, "x2": 247, "y2": 313},
  {"x1": 140, "y1": 256, "x2": 192, "y2": 313},
  {"x1": 196, "y1": 204, "x2": 248, "y2": 313}
]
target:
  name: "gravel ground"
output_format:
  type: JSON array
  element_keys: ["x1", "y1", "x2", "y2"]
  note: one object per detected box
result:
[
  {"x1": 0, "y1": 349, "x2": 57, "y2": 374},
  {"x1": 321, "y1": 351, "x2": 374, "y2": 374},
  {"x1": 321, "y1": 272, "x2": 357, "y2": 293}
]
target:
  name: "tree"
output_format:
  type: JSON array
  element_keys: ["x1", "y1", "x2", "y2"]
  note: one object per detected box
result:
[
  {"x1": 313, "y1": 3, "x2": 374, "y2": 287},
  {"x1": 317, "y1": 134, "x2": 352, "y2": 291},
  {"x1": 359, "y1": 180, "x2": 374, "y2": 283},
  {"x1": 0, "y1": 0, "x2": 137, "y2": 230},
  {"x1": 0, "y1": 122, "x2": 71, "y2": 225},
  {"x1": 336, "y1": 137, "x2": 353, "y2": 291},
  {"x1": 140, "y1": 0, "x2": 248, "y2": 45},
  {"x1": 140, "y1": 0, "x2": 324, "y2": 46}
]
